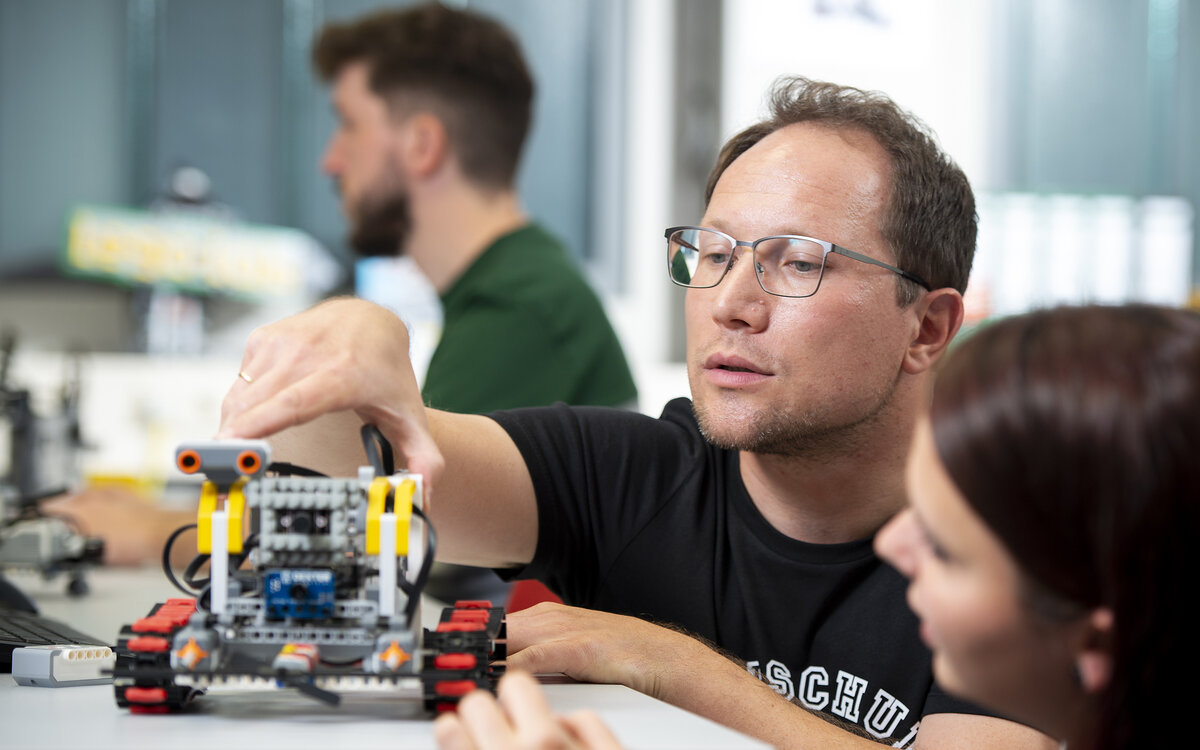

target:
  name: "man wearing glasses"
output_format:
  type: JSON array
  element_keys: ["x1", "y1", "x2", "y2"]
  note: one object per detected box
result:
[{"x1": 220, "y1": 77, "x2": 1052, "y2": 749}]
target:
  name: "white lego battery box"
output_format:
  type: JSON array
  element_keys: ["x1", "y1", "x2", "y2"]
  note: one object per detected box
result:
[{"x1": 12, "y1": 645, "x2": 115, "y2": 687}]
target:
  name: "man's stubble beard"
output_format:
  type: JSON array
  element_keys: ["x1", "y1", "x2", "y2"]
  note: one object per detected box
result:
[
  {"x1": 345, "y1": 162, "x2": 412, "y2": 258},
  {"x1": 690, "y1": 370, "x2": 901, "y2": 460}
]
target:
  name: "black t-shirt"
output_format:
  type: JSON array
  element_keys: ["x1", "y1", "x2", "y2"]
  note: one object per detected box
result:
[{"x1": 492, "y1": 398, "x2": 985, "y2": 745}]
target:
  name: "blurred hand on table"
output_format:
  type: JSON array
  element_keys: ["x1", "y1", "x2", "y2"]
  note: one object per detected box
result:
[
  {"x1": 434, "y1": 670, "x2": 623, "y2": 750},
  {"x1": 43, "y1": 486, "x2": 194, "y2": 568}
]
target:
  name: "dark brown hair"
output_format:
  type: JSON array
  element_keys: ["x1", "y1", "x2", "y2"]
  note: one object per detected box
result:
[
  {"x1": 313, "y1": 2, "x2": 533, "y2": 189},
  {"x1": 931, "y1": 304, "x2": 1200, "y2": 750},
  {"x1": 706, "y1": 77, "x2": 976, "y2": 304}
]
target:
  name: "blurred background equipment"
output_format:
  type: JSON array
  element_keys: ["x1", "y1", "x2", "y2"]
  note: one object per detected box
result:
[
  {"x1": 0, "y1": 331, "x2": 102, "y2": 597},
  {"x1": 62, "y1": 200, "x2": 339, "y2": 355},
  {"x1": 0, "y1": 331, "x2": 82, "y2": 505}
]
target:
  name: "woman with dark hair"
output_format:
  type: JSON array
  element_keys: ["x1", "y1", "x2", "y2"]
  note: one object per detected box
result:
[{"x1": 876, "y1": 303, "x2": 1200, "y2": 750}]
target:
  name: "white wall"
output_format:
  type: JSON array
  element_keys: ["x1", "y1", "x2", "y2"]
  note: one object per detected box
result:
[
  {"x1": 720, "y1": 0, "x2": 991, "y2": 188},
  {"x1": 603, "y1": 0, "x2": 691, "y2": 419}
]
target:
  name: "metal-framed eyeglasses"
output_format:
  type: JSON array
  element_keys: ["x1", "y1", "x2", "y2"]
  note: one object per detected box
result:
[{"x1": 665, "y1": 226, "x2": 931, "y2": 298}]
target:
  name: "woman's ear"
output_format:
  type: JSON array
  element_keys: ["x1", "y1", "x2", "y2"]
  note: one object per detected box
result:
[{"x1": 1075, "y1": 607, "x2": 1114, "y2": 694}]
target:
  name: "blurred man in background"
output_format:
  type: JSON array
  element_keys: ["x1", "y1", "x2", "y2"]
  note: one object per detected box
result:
[{"x1": 312, "y1": 2, "x2": 637, "y2": 604}]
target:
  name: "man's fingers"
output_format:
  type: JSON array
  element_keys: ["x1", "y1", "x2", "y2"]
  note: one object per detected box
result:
[
  {"x1": 504, "y1": 635, "x2": 606, "y2": 685},
  {"x1": 504, "y1": 640, "x2": 564, "y2": 675},
  {"x1": 504, "y1": 604, "x2": 685, "y2": 697},
  {"x1": 503, "y1": 605, "x2": 596, "y2": 676},
  {"x1": 218, "y1": 297, "x2": 411, "y2": 438},
  {"x1": 218, "y1": 341, "x2": 321, "y2": 437},
  {"x1": 371, "y1": 409, "x2": 445, "y2": 507},
  {"x1": 214, "y1": 298, "x2": 446, "y2": 512},
  {"x1": 218, "y1": 373, "x2": 339, "y2": 439},
  {"x1": 504, "y1": 603, "x2": 590, "y2": 657}
]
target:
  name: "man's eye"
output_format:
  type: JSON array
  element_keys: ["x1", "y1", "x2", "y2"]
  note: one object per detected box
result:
[{"x1": 784, "y1": 259, "x2": 822, "y2": 274}]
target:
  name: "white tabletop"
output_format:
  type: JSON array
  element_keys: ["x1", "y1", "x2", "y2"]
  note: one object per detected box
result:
[{"x1": 3, "y1": 567, "x2": 768, "y2": 750}]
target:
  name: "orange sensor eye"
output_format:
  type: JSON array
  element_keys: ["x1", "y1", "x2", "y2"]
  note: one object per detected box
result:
[
  {"x1": 177, "y1": 450, "x2": 202, "y2": 474},
  {"x1": 236, "y1": 450, "x2": 263, "y2": 475}
]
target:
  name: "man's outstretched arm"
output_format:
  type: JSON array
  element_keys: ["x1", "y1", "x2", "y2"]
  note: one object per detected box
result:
[{"x1": 217, "y1": 297, "x2": 539, "y2": 570}]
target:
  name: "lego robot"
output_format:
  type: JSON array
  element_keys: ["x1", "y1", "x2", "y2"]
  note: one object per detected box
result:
[{"x1": 112, "y1": 430, "x2": 505, "y2": 713}]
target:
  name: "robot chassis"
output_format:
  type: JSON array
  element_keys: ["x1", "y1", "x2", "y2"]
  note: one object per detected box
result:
[{"x1": 112, "y1": 438, "x2": 505, "y2": 714}]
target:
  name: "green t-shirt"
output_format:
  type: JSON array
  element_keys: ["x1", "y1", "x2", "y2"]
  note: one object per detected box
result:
[{"x1": 421, "y1": 223, "x2": 637, "y2": 414}]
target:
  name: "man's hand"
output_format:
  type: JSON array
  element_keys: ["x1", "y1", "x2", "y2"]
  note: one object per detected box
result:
[
  {"x1": 434, "y1": 670, "x2": 623, "y2": 750},
  {"x1": 216, "y1": 297, "x2": 444, "y2": 492},
  {"x1": 504, "y1": 603, "x2": 711, "y2": 700}
]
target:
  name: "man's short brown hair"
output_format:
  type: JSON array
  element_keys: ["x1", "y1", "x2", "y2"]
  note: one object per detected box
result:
[
  {"x1": 706, "y1": 77, "x2": 976, "y2": 304},
  {"x1": 314, "y1": 2, "x2": 533, "y2": 190}
]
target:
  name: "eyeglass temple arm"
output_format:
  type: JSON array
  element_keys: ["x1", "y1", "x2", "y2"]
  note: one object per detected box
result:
[
  {"x1": 665, "y1": 230, "x2": 702, "y2": 254},
  {"x1": 831, "y1": 245, "x2": 931, "y2": 290}
]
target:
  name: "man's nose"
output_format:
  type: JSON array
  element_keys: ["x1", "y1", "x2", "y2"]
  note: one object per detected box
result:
[
  {"x1": 721, "y1": 245, "x2": 769, "y2": 295},
  {"x1": 320, "y1": 135, "x2": 342, "y2": 175},
  {"x1": 710, "y1": 245, "x2": 770, "y2": 327}
]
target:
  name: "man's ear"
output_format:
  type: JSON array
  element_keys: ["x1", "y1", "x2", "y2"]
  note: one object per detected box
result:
[
  {"x1": 401, "y1": 112, "x2": 449, "y2": 178},
  {"x1": 1075, "y1": 607, "x2": 1114, "y2": 695},
  {"x1": 902, "y1": 288, "x2": 964, "y2": 375}
]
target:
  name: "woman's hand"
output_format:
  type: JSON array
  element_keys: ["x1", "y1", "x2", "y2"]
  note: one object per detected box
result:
[{"x1": 433, "y1": 670, "x2": 623, "y2": 750}]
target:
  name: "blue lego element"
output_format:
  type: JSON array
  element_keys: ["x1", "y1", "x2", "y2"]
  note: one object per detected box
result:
[{"x1": 264, "y1": 569, "x2": 336, "y2": 619}]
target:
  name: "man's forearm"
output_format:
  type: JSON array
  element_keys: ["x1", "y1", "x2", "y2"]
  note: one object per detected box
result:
[
  {"x1": 654, "y1": 635, "x2": 893, "y2": 749},
  {"x1": 656, "y1": 637, "x2": 1057, "y2": 750}
]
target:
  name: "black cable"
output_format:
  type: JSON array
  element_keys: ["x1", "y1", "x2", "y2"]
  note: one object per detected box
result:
[
  {"x1": 282, "y1": 673, "x2": 341, "y2": 706},
  {"x1": 182, "y1": 553, "x2": 211, "y2": 590},
  {"x1": 356, "y1": 422, "x2": 434, "y2": 622},
  {"x1": 162, "y1": 524, "x2": 199, "y2": 596},
  {"x1": 404, "y1": 505, "x2": 437, "y2": 624},
  {"x1": 267, "y1": 462, "x2": 328, "y2": 478},
  {"x1": 181, "y1": 534, "x2": 259, "y2": 590},
  {"x1": 359, "y1": 424, "x2": 394, "y2": 476},
  {"x1": 164, "y1": 525, "x2": 259, "y2": 599},
  {"x1": 221, "y1": 651, "x2": 340, "y2": 705}
]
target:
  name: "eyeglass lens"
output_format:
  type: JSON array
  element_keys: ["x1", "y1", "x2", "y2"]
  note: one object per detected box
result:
[{"x1": 667, "y1": 227, "x2": 826, "y2": 297}]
